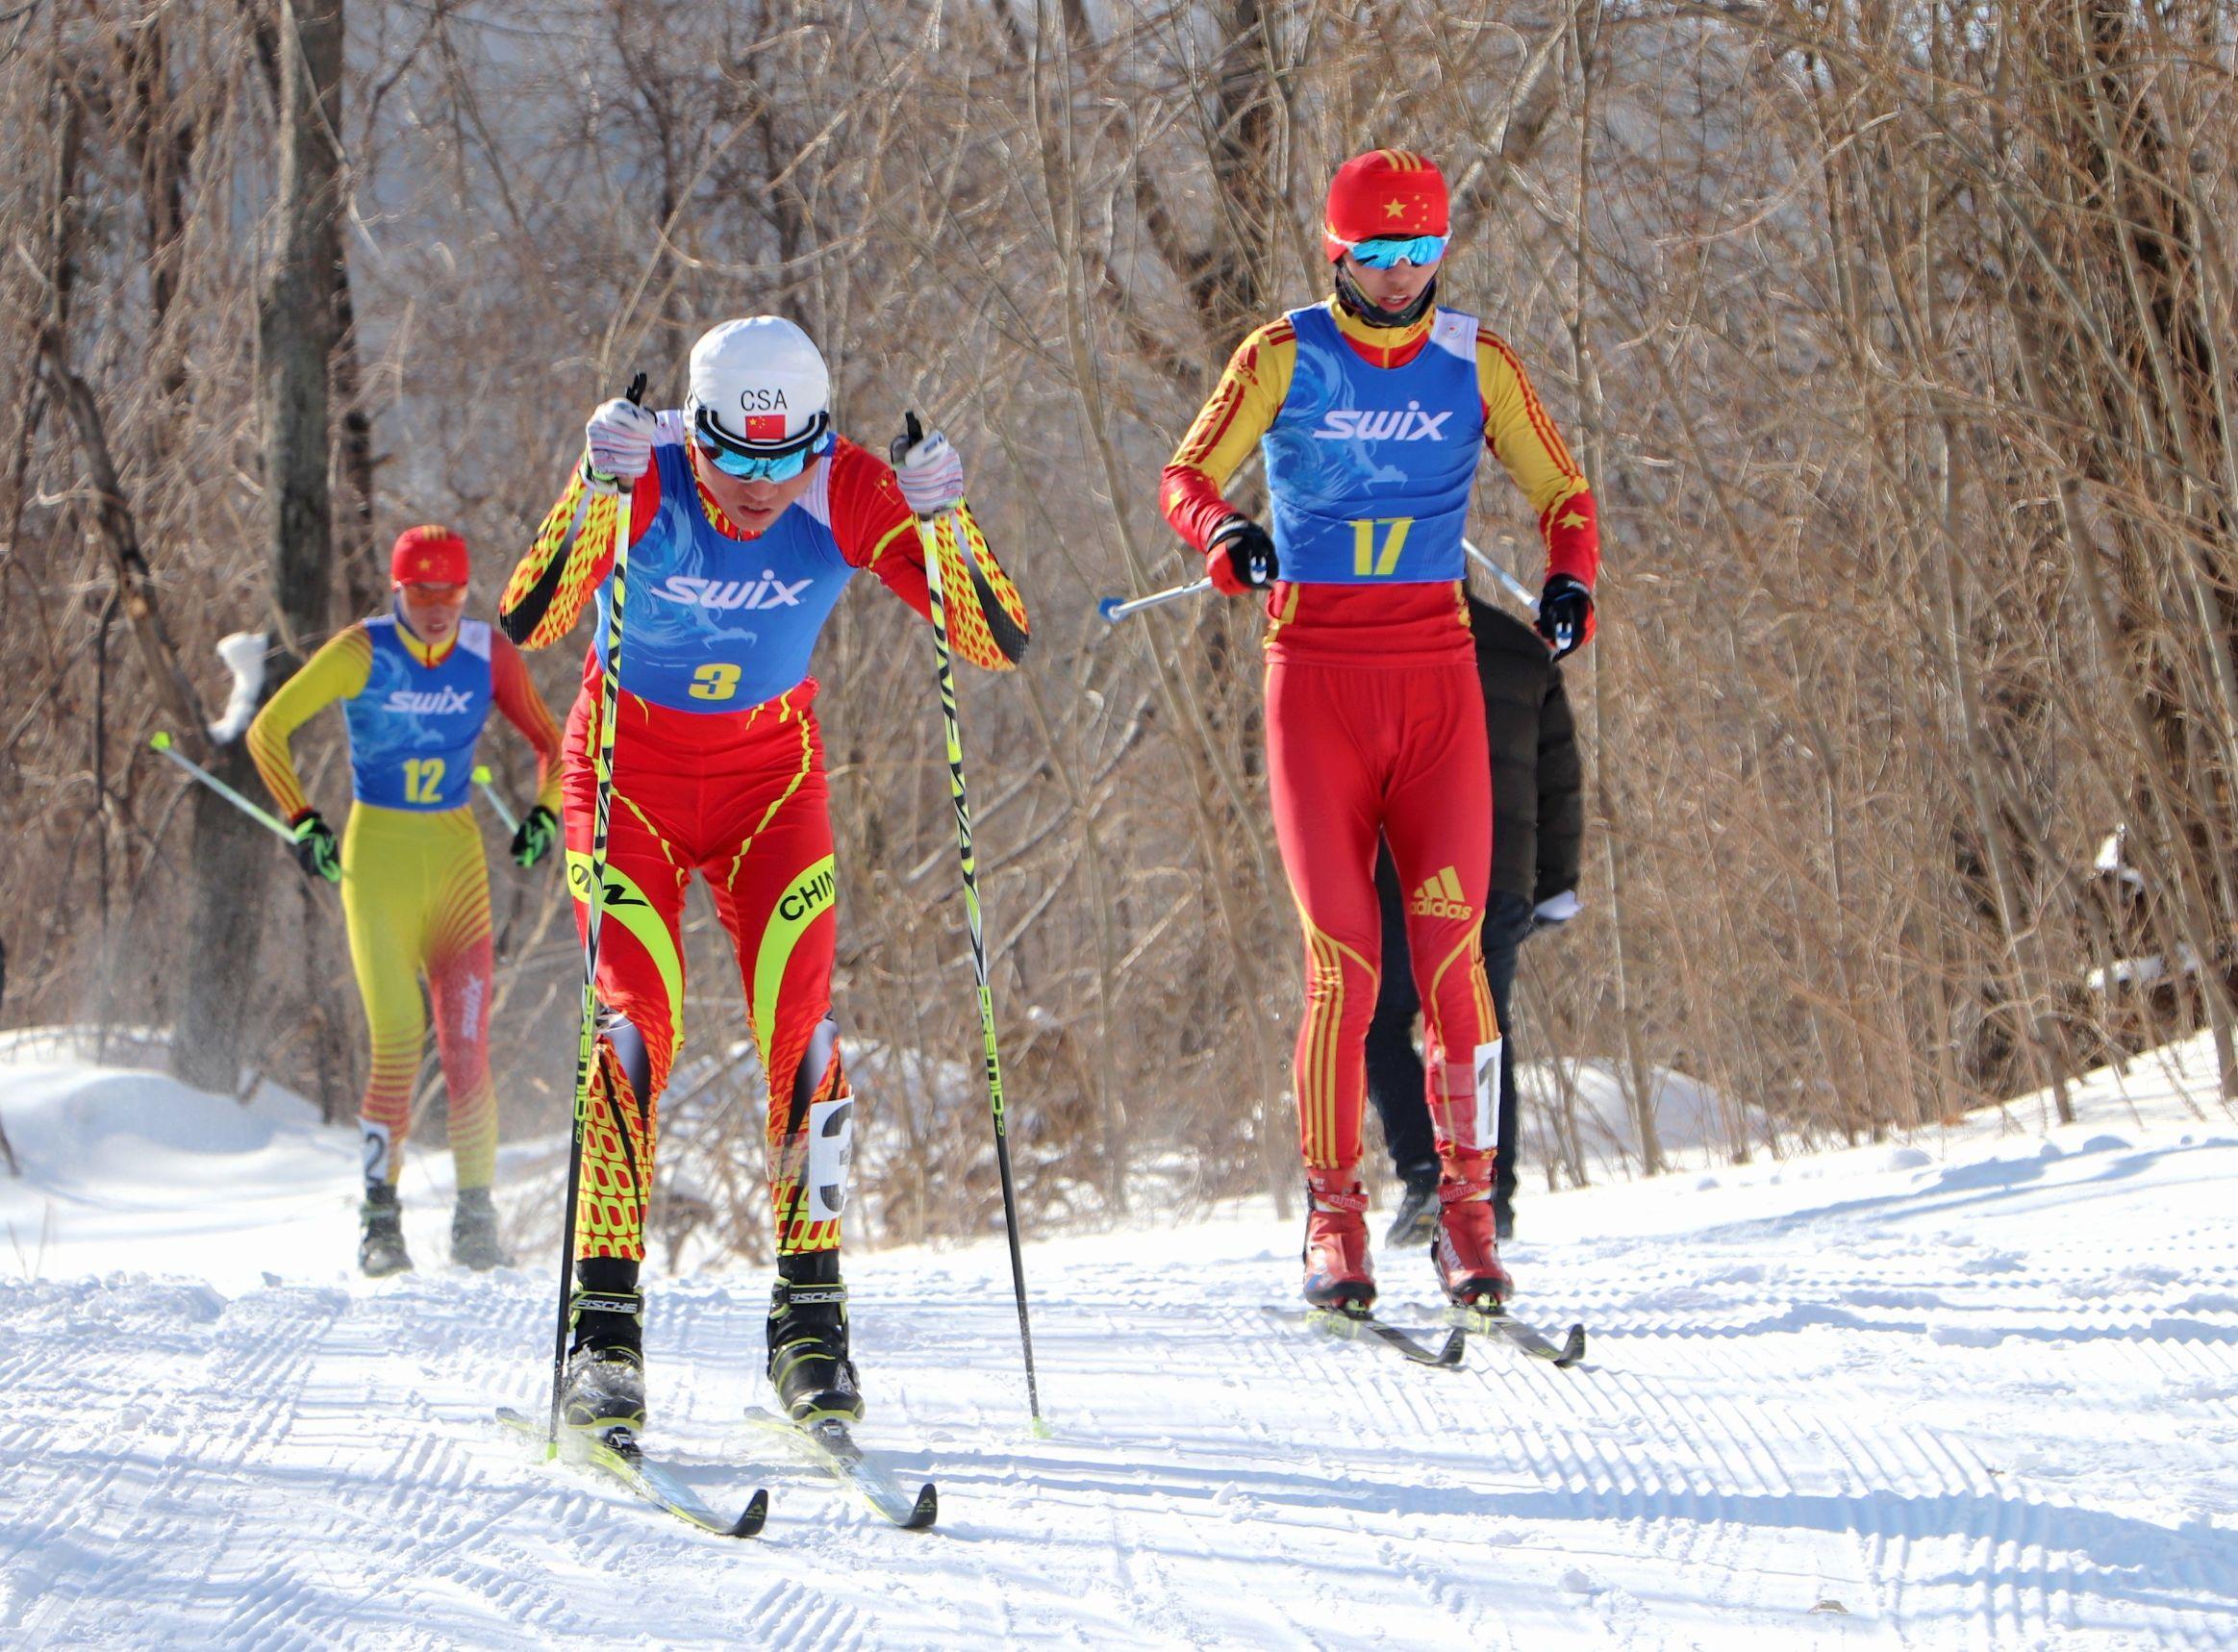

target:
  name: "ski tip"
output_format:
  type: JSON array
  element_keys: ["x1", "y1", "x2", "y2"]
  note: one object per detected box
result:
[
  {"x1": 1555, "y1": 1323, "x2": 1588, "y2": 1368},
  {"x1": 1435, "y1": 1327, "x2": 1468, "y2": 1366},
  {"x1": 729, "y1": 1488, "x2": 770, "y2": 1539},
  {"x1": 904, "y1": 1483, "x2": 939, "y2": 1531},
  {"x1": 1095, "y1": 595, "x2": 1123, "y2": 624}
]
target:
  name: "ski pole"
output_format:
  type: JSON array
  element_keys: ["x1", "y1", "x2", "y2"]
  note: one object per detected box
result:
[
  {"x1": 147, "y1": 731, "x2": 293, "y2": 840},
  {"x1": 548, "y1": 371, "x2": 644, "y2": 1452},
  {"x1": 1095, "y1": 576, "x2": 1214, "y2": 626},
  {"x1": 901, "y1": 417, "x2": 1044, "y2": 1433},
  {"x1": 470, "y1": 764, "x2": 519, "y2": 834},
  {"x1": 1462, "y1": 538, "x2": 1541, "y2": 615}
]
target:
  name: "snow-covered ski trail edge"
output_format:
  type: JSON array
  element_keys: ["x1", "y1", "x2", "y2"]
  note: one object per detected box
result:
[{"x1": 1, "y1": 1033, "x2": 2235, "y2": 1646}]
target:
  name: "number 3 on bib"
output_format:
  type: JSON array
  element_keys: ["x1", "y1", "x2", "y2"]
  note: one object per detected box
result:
[
  {"x1": 690, "y1": 663, "x2": 742, "y2": 702},
  {"x1": 1351, "y1": 516, "x2": 1415, "y2": 577}
]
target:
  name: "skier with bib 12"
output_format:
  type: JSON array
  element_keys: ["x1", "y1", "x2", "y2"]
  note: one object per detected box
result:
[
  {"x1": 246, "y1": 526, "x2": 566, "y2": 1276},
  {"x1": 499, "y1": 316, "x2": 1029, "y2": 1437},
  {"x1": 1161, "y1": 149, "x2": 1599, "y2": 1314}
]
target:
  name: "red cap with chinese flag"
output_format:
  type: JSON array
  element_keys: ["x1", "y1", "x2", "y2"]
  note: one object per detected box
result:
[
  {"x1": 390, "y1": 525, "x2": 469, "y2": 587},
  {"x1": 1322, "y1": 149, "x2": 1449, "y2": 262}
]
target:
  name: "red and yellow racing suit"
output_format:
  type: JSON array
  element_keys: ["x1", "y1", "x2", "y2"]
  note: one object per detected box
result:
[
  {"x1": 501, "y1": 419, "x2": 1026, "y2": 1264},
  {"x1": 247, "y1": 615, "x2": 564, "y2": 1191},
  {"x1": 1163, "y1": 298, "x2": 1598, "y2": 1182}
]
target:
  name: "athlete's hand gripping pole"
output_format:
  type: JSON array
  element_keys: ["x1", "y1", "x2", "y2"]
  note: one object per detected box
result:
[
  {"x1": 1095, "y1": 577, "x2": 1216, "y2": 626},
  {"x1": 546, "y1": 371, "x2": 645, "y2": 1453},
  {"x1": 147, "y1": 731, "x2": 294, "y2": 841},
  {"x1": 894, "y1": 412, "x2": 1045, "y2": 1434}
]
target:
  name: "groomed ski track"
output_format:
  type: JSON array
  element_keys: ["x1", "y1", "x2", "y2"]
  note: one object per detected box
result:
[{"x1": 1, "y1": 1036, "x2": 2234, "y2": 1647}]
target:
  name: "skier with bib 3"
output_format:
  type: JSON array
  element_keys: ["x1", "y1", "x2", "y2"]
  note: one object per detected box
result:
[
  {"x1": 247, "y1": 526, "x2": 566, "y2": 1276},
  {"x1": 499, "y1": 316, "x2": 1028, "y2": 1436},
  {"x1": 1161, "y1": 149, "x2": 1599, "y2": 1314}
]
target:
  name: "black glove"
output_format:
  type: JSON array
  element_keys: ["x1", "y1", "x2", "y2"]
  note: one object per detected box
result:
[
  {"x1": 1537, "y1": 573, "x2": 1593, "y2": 660},
  {"x1": 290, "y1": 812, "x2": 340, "y2": 884},
  {"x1": 510, "y1": 804, "x2": 559, "y2": 869},
  {"x1": 1208, "y1": 517, "x2": 1279, "y2": 593}
]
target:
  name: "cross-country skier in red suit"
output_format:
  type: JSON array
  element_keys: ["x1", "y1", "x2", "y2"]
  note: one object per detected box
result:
[
  {"x1": 1162, "y1": 149, "x2": 1599, "y2": 1314},
  {"x1": 499, "y1": 316, "x2": 1028, "y2": 1434}
]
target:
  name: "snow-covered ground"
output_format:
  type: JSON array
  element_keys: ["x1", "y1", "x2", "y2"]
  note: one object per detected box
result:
[{"x1": 1, "y1": 1029, "x2": 2234, "y2": 1648}]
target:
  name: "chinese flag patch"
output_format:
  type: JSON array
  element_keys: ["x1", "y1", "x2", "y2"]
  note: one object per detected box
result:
[{"x1": 744, "y1": 413, "x2": 789, "y2": 442}]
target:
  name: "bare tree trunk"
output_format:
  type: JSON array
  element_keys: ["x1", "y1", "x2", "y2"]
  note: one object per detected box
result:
[{"x1": 177, "y1": 0, "x2": 348, "y2": 1092}]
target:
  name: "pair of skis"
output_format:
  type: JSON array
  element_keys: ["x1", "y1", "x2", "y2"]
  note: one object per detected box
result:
[
  {"x1": 1283, "y1": 1303, "x2": 1588, "y2": 1369},
  {"x1": 496, "y1": 1405, "x2": 936, "y2": 1539}
]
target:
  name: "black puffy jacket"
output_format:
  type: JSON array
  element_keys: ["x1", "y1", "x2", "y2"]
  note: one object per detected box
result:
[{"x1": 1470, "y1": 596, "x2": 1582, "y2": 905}]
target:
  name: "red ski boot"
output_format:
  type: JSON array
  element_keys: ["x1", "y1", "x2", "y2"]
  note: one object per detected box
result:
[
  {"x1": 1301, "y1": 1171, "x2": 1375, "y2": 1314},
  {"x1": 1433, "y1": 1183, "x2": 1512, "y2": 1310}
]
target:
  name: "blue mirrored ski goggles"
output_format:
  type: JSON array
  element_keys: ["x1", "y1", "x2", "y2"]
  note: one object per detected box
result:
[
  {"x1": 692, "y1": 403, "x2": 830, "y2": 482},
  {"x1": 1343, "y1": 234, "x2": 1448, "y2": 269},
  {"x1": 700, "y1": 440, "x2": 813, "y2": 483}
]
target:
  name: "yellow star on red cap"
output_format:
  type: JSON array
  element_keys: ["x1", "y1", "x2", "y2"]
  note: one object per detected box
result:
[{"x1": 1382, "y1": 198, "x2": 1408, "y2": 219}]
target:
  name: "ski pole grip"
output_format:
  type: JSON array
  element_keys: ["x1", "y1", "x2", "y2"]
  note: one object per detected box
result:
[{"x1": 624, "y1": 371, "x2": 646, "y2": 408}]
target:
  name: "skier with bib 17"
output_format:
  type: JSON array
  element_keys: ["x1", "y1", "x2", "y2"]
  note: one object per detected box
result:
[
  {"x1": 246, "y1": 526, "x2": 567, "y2": 1276},
  {"x1": 498, "y1": 316, "x2": 1028, "y2": 1436},
  {"x1": 1161, "y1": 149, "x2": 1599, "y2": 1314}
]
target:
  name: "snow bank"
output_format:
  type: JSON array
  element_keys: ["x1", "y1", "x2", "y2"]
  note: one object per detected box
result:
[{"x1": 0, "y1": 1028, "x2": 470, "y2": 1289}]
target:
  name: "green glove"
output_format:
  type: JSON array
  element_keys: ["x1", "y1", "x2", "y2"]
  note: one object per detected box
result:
[
  {"x1": 510, "y1": 804, "x2": 558, "y2": 869},
  {"x1": 291, "y1": 812, "x2": 341, "y2": 884}
]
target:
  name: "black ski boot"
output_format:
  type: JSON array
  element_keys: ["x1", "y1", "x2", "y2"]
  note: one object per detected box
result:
[
  {"x1": 1384, "y1": 1165, "x2": 1442, "y2": 1249},
  {"x1": 359, "y1": 1182, "x2": 414, "y2": 1277},
  {"x1": 561, "y1": 1259, "x2": 645, "y2": 1437},
  {"x1": 767, "y1": 1251, "x2": 864, "y2": 1424},
  {"x1": 450, "y1": 1188, "x2": 512, "y2": 1271}
]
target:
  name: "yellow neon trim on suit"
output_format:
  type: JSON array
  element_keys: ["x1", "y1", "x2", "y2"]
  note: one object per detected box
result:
[
  {"x1": 565, "y1": 848, "x2": 683, "y2": 1048},
  {"x1": 752, "y1": 853, "x2": 838, "y2": 1064}
]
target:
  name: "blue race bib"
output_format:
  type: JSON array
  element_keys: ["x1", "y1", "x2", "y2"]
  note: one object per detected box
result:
[
  {"x1": 1261, "y1": 305, "x2": 1484, "y2": 584},
  {"x1": 343, "y1": 617, "x2": 493, "y2": 811},
  {"x1": 593, "y1": 441, "x2": 855, "y2": 711}
]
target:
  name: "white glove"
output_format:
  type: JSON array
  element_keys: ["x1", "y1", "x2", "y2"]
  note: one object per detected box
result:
[
  {"x1": 893, "y1": 424, "x2": 967, "y2": 518},
  {"x1": 582, "y1": 397, "x2": 659, "y2": 493},
  {"x1": 1530, "y1": 889, "x2": 1581, "y2": 933}
]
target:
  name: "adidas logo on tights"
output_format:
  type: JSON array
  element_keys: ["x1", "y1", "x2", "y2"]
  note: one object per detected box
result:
[{"x1": 1409, "y1": 866, "x2": 1473, "y2": 922}]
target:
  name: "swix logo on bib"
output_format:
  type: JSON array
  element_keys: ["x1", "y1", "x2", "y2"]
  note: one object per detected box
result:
[
  {"x1": 655, "y1": 572, "x2": 816, "y2": 611},
  {"x1": 1261, "y1": 304, "x2": 1484, "y2": 585},
  {"x1": 595, "y1": 441, "x2": 854, "y2": 712},
  {"x1": 1315, "y1": 404, "x2": 1455, "y2": 442},
  {"x1": 384, "y1": 685, "x2": 476, "y2": 715},
  {"x1": 343, "y1": 616, "x2": 493, "y2": 811}
]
